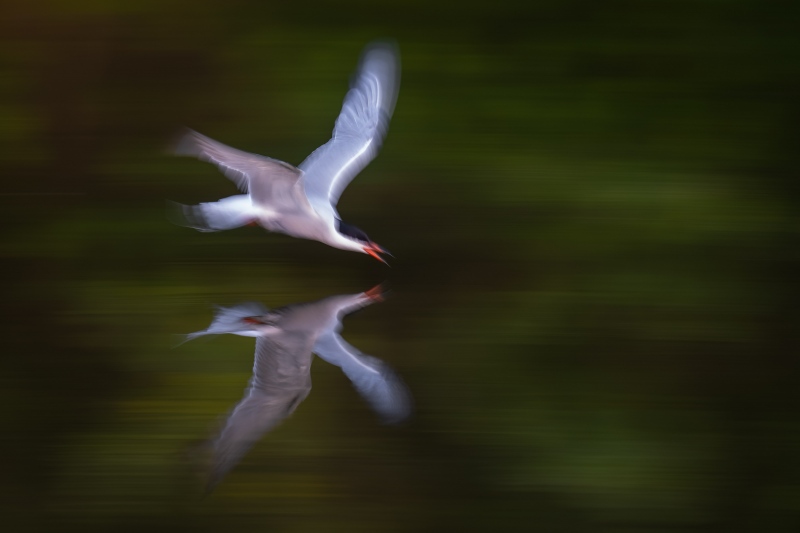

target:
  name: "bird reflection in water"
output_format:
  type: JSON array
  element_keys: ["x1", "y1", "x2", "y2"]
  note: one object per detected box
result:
[{"x1": 183, "y1": 285, "x2": 411, "y2": 490}]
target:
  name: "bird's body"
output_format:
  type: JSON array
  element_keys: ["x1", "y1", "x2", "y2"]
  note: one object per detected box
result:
[
  {"x1": 173, "y1": 42, "x2": 399, "y2": 263},
  {"x1": 184, "y1": 286, "x2": 411, "y2": 489}
]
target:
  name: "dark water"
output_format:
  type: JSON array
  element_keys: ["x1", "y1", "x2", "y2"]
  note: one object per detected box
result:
[{"x1": 3, "y1": 2, "x2": 799, "y2": 531}]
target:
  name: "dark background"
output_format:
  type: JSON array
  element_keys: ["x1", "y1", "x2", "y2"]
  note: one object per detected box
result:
[{"x1": 2, "y1": 1, "x2": 799, "y2": 531}]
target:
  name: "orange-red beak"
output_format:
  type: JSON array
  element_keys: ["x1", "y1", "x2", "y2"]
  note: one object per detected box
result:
[{"x1": 364, "y1": 243, "x2": 391, "y2": 265}]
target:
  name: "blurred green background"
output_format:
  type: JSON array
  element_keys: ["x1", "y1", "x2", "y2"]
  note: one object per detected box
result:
[{"x1": 2, "y1": 0, "x2": 799, "y2": 531}]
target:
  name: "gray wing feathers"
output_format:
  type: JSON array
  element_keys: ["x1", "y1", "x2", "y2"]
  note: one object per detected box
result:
[
  {"x1": 250, "y1": 334, "x2": 315, "y2": 390},
  {"x1": 206, "y1": 336, "x2": 313, "y2": 490},
  {"x1": 174, "y1": 129, "x2": 302, "y2": 197},
  {"x1": 207, "y1": 385, "x2": 310, "y2": 490},
  {"x1": 300, "y1": 42, "x2": 400, "y2": 209},
  {"x1": 313, "y1": 333, "x2": 411, "y2": 424}
]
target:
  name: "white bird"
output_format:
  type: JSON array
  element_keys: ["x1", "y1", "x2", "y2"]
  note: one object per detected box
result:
[
  {"x1": 184, "y1": 285, "x2": 411, "y2": 489},
  {"x1": 173, "y1": 42, "x2": 400, "y2": 263}
]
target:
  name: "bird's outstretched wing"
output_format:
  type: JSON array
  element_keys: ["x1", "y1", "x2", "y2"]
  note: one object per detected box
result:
[
  {"x1": 174, "y1": 129, "x2": 304, "y2": 207},
  {"x1": 313, "y1": 332, "x2": 411, "y2": 424},
  {"x1": 205, "y1": 334, "x2": 314, "y2": 490},
  {"x1": 299, "y1": 42, "x2": 400, "y2": 216}
]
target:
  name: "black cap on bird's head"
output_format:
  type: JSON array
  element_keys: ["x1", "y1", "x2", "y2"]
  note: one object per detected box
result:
[
  {"x1": 337, "y1": 220, "x2": 370, "y2": 243},
  {"x1": 337, "y1": 220, "x2": 392, "y2": 264}
]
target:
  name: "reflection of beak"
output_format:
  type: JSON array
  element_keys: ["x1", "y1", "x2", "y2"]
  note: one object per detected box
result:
[
  {"x1": 364, "y1": 283, "x2": 387, "y2": 302},
  {"x1": 364, "y1": 242, "x2": 391, "y2": 265}
]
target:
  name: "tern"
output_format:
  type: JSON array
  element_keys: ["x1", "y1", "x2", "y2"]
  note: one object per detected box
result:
[
  {"x1": 173, "y1": 42, "x2": 400, "y2": 263},
  {"x1": 183, "y1": 285, "x2": 411, "y2": 489}
]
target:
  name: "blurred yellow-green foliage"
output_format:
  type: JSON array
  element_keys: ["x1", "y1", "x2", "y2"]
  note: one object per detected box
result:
[{"x1": 2, "y1": 0, "x2": 799, "y2": 531}]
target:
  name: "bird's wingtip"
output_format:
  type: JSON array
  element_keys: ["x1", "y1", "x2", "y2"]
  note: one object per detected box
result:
[
  {"x1": 376, "y1": 391, "x2": 414, "y2": 426},
  {"x1": 169, "y1": 127, "x2": 204, "y2": 157},
  {"x1": 362, "y1": 39, "x2": 400, "y2": 58}
]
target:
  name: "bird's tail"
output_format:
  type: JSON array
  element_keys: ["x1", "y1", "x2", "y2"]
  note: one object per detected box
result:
[
  {"x1": 184, "y1": 302, "x2": 273, "y2": 342},
  {"x1": 168, "y1": 195, "x2": 257, "y2": 232}
]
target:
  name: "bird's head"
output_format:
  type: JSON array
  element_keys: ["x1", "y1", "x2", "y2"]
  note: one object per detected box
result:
[{"x1": 337, "y1": 220, "x2": 392, "y2": 264}]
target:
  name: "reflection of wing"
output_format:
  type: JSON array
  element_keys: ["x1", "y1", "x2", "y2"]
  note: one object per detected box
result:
[
  {"x1": 313, "y1": 332, "x2": 411, "y2": 424},
  {"x1": 300, "y1": 43, "x2": 400, "y2": 216},
  {"x1": 174, "y1": 129, "x2": 307, "y2": 210},
  {"x1": 207, "y1": 334, "x2": 314, "y2": 490}
]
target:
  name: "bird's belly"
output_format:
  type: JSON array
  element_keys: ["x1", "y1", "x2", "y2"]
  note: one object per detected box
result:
[{"x1": 260, "y1": 211, "x2": 327, "y2": 241}]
